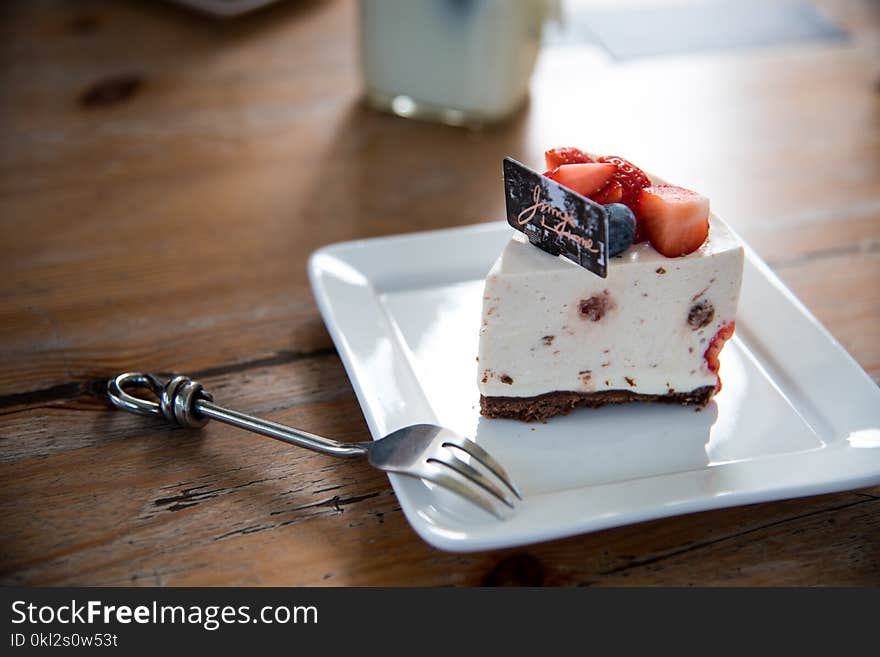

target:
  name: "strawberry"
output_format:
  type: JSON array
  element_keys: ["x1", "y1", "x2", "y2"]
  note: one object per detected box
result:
[
  {"x1": 544, "y1": 147, "x2": 594, "y2": 169},
  {"x1": 704, "y1": 321, "x2": 735, "y2": 393},
  {"x1": 594, "y1": 155, "x2": 651, "y2": 209},
  {"x1": 544, "y1": 163, "x2": 617, "y2": 198},
  {"x1": 590, "y1": 180, "x2": 623, "y2": 204},
  {"x1": 637, "y1": 185, "x2": 710, "y2": 257}
]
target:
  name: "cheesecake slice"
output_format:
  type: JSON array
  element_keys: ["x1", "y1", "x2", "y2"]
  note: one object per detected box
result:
[{"x1": 478, "y1": 216, "x2": 744, "y2": 422}]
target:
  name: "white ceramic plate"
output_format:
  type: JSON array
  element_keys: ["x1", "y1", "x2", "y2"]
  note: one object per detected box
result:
[{"x1": 308, "y1": 222, "x2": 880, "y2": 552}]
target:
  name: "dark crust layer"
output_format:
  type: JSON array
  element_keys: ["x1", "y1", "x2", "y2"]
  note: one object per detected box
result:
[{"x1": 480, "y1": 386, "x2": 715, "y2": 423}]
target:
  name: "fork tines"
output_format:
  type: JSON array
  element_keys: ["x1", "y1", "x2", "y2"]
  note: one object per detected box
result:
[{"x1": 424, "y1": 437, "x2": 522, "y2": 518}]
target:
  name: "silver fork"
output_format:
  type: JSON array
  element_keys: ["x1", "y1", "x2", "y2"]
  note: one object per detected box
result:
[{"x1": 107, "y1": 372, "x2": 521, "y2": 518}]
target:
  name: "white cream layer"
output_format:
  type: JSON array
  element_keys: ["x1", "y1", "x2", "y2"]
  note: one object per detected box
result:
[{"x1": 477, "y1": 217, "x2": 744, "y2": 398}]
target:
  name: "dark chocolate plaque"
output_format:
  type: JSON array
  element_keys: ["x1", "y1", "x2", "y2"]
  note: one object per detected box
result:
[{"x1": 503, "y1": 157, "x2": 608, "y2": 278}]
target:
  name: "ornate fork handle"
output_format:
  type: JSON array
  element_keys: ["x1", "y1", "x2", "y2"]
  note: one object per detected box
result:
[
  {"x1": 108, "y1": 371, "x2": 520, "y2": 518},
  {"x1": 107, "y1": 372, "x2": 368, "y2": 458}
]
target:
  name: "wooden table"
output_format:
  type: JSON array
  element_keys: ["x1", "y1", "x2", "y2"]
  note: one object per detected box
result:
[{"x1": 2, "y1": 0, "x2": 878, "y2": 586}]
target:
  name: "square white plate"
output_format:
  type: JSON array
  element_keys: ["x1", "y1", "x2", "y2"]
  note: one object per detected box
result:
[{"x1": 308, "y1": 222, "x2": 880, "y2": 552}]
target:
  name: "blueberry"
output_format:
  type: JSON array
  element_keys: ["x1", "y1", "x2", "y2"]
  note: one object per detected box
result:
[{"x1": 605, "y1": 203, "x2": 636, "y2": 257}]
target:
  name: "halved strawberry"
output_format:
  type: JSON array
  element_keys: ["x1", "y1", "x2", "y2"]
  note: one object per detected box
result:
[
  {"x1": 544, "y1": 163, "x2": 617, "y2": 198},
  {"x1": 637, "y1": 185, "x2": 710, "y2": 257},
  {"x1": 544, "y1": 147, "x2": 594, "y2": 170},
  {"x1": 590, "y1": 180, "x2": 623, "y2": 204},
  {"x1": 594, "y1": 155, "x2": 651, "y2": 209},
  {"x1": 704, "y1": 321, "x2": 735, "y2": 393}
]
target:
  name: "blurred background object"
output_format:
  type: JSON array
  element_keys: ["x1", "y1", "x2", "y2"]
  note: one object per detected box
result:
[
  {"x1": 547, "y1": 0, "x2": 846, "y2": 59},
  {"x1": 359, "y1": 0, "x2": 556, "y2": 126},
  {"x1": 170, "y1": 0, "x2": 850, "y2": 125},
  {"x1": 171, "y1": 0, "x2": 285, "y2": 17}
]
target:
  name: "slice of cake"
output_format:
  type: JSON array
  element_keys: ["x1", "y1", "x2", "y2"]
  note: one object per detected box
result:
[{"x1": 478, "y1": 149, "x2": 744, "y2": 422}]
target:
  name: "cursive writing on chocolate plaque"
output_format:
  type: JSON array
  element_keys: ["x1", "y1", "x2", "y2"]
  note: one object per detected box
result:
[{"x1": 503, "y1": 157, "x2": 608, "y2": 278}]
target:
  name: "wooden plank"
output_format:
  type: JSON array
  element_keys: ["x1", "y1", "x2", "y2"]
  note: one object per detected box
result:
[
  {"x1": 774, "y1": 253, "x2": 880, "y2": 379},
  {"x1": 743, "y1": 208, "x2": 880, "y2": 265},
  {"x1": 0, "y1": 352, "x2": 345, "y2": 463},
  {"x1": 743, "y1": 207, "x2": 880, "y2": 379}
]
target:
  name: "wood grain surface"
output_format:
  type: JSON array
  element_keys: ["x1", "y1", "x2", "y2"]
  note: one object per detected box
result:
[{"x1": 1, "y1": 0, "x2": 878, "y2": 586}]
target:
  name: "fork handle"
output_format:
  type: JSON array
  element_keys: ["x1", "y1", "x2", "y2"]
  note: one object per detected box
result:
[{"x1": 107, "y1": 372, "x2": 369, "y2": 459}]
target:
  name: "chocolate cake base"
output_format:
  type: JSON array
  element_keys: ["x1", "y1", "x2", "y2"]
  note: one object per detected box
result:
[{"x1": 480, "y1": 386, "x2": 715, "y2": 423}]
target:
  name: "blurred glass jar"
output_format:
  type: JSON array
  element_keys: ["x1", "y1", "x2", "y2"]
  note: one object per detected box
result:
[{"x1": 359, "y1": 0, "x2": 555, "y2": 127}]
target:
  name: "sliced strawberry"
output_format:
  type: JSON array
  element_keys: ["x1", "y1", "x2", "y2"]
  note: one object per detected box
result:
[
  {"x1": 704, "y1": 321, "x2": 735, "y2": 393},
  {"x1": 637, "y1": 185, "x2": 710, "y2": 257},
  {"x1": 590, "y1": 180, "x2": 623, "y2": 204},
  {"x1": 594, "y1": 155, "x2": 651, "y2": 208},
  {"x1": 544, "y1": 147, "x2": 594, "y2": 170},
  {"x1": 544, "y1": 163, "x2": 617, "y2": 198}
]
